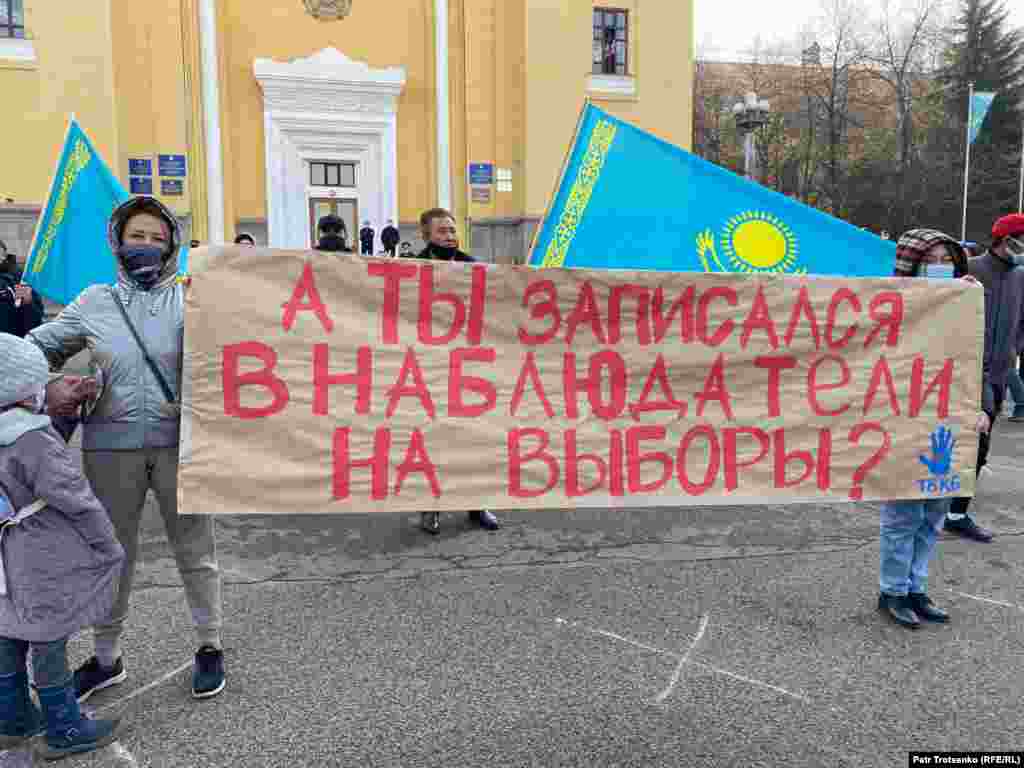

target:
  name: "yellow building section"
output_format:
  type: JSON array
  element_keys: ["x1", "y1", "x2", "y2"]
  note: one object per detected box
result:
[
  {"x1": 218, "y1": 0, "x2": 442, "y2": 225},
  {"x1": 1, "y1": 0, "x2": 693, "y2": 257},
  {"x1": 526, "y1": 0, "x2": 694, "y2": 218},
  {"x1": 0, "y1": 0, "x2": 119, "y2": 205}
]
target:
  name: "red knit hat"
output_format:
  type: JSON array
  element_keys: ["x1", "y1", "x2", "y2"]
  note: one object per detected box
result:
[{"x1": 992, "y1": 213, "x2": 1024, "y2": 241}]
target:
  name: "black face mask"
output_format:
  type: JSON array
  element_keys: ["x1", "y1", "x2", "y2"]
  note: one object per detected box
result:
[
  {"x1": 430, "y1": 243, "x2": 459, "y2": 260},
  {"x1": 119, "y1": 244, "x2": 166, "y2": 289}
]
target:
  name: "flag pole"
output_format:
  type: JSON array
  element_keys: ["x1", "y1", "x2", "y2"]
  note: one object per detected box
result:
[
  {"x1": 1017, "y1": 117, "x2": 1023, "y2": 213},
  {"x1": 961, "y1": 82, "x2": 974, "y2": 241},
  {"x1": 526, "y1": 98, "x2": 590, "y2": 266}
]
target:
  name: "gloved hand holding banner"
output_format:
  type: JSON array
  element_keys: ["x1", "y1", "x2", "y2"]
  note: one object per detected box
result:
[{"x1": 179, "y1": 247, "x2": 983, "y2": 515}]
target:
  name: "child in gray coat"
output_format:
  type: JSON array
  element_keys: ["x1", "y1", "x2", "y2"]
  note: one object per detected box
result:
[{"x1": 0, "y1": 333, "x2": 125, "y2": 760}]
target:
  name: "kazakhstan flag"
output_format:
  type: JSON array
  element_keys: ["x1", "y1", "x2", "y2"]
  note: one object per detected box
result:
[
  {"x1": 530, "y1": 104, "x2": 896, "y2": 276},
  {"x1": 22, "y1": 117, "x2": 130, "y2": 305}
]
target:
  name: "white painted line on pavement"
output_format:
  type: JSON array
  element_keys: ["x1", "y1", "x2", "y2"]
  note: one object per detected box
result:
[
  {"x1": 653, "y1": 613, "x2": 709, "y2": 705},
  {"x1": 949, "y1": 589, "x2": 1024, "y2": 611},
  {"x1": 556, "y1": 617, "x2": 808, "y2": 704},
  {"x1": 692, "y1": 660, "x2": 810, "y2": 703},
  {"x1": 94, "y1": 658, "x2": 194, "y2": 713},
  {"x1": 108, "y1": 741, "x2": 141, "y2": 767},
  {"x1": 555, "y1": 618, "x2": 666, "y2": 656}
]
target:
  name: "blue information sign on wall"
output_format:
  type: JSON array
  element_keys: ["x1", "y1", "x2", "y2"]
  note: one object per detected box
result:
[
  {"x1": 130, "y1": 177, "x2": 153, "y2": 195},
  {"x1": 161, "y1": 179, "x2": 184, "y2": 196},
  {"x1": 158, "y1": 154, "x2": 187, "y2": 178},
  {"x1": 128, "y1": 158, "x2": 152, "y2": 177},
  {"x1": 469, "y1": 163, "x2": 494, "y2": 185}
]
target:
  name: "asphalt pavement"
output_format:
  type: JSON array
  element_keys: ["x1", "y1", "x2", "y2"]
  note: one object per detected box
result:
[{"x1": 2, "y1": 414, "x2": 1023, "y2": 767}]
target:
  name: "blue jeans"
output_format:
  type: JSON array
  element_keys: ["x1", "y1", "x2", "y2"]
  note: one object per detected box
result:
[
  {"x1": 879, "y1": 499, "x2": 948, "y2": 596},
  {"x1": 0, "y1": 637, "x2": 69, "y2": 688}
]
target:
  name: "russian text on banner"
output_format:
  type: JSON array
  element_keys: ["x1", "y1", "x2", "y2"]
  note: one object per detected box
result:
[
  {"x1": 22, "y1": 117, "x2": 131, "y2": 306},
  {"x1": 529, "y1": 103, "x2": 897, "y2": 277},
  {"x1": 179, "y1": 248, "x2": 983, "y2": 515}
]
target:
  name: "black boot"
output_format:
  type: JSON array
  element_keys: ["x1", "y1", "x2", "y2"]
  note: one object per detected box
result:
[
  {"x1": 35, "y1": 682, "x2": 121, "y2": 760},
  {"x1": 908, "y1": 592, "x2": 950, "y2": 623},
  {"x1": 420, "y1": 511, "x2": 440, "y2": 535},
  {"x1": 468, "y1": 510, "x2": 499, "y2": 531},
  {"x1": 878, "y1": 593, "x2": 920, "y2": 629}
]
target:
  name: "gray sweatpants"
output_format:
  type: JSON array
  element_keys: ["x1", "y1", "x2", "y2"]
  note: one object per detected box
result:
[{"x1": 83, "y1": 447, "x2": 222, "y2": 664}]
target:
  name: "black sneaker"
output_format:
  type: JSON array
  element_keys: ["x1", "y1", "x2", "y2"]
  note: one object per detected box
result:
[
  {"x1": 73, "y1": 656, "x2": 127, "y2": 703},
  {"x1": 944, "y1": 515, "x2": 994, "y2": 542},
  {"x1": 192, "y1": 646, "x2": 225, "y2": 699}
]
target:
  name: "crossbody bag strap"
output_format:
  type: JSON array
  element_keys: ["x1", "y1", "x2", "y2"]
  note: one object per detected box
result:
[{"x1": 110, "y1": 289, "x2": 178, "y2": 405}]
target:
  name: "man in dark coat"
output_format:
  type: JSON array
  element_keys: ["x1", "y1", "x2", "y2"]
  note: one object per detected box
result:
[
  {"x1": 945, "y1": 213, "x2": 1024, "y2": 542},
  {"x1": 315, "y1": 214, "x2": 351, "y2": 253},
  {"x1": 359, "y1": 220, "x2": 375, "y2": 256},
  {"x1": 0, "y1": 242, "x2": 44, "y2": 338},
  {"x1": 415, "y1": 208, "x2": 499, "y2": 535},
  {"x1": 381, "y1": 219, "x2": 400, "y2": 257}
]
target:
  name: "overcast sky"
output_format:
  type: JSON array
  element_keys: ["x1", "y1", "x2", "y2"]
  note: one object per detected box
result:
[{"x1": 695, "y1": 0, "x2": 1024, "y2": 62}]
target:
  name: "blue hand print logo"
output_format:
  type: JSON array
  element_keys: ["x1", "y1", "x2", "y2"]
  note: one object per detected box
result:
[
  {"x1": 917, "y1": 425, "x2": 961, "y2": 494},
  {"x1": 919, "y1": 426, "x2": 955, "y2": 477}
]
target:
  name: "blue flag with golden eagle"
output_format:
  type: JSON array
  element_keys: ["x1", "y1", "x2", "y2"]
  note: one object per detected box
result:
[
  {"x1": 529, "y1": 104, "x2": 896, "y2": 276},
  {"x1": 22, "y1": 117, "x2": 131, "y2": 305}
]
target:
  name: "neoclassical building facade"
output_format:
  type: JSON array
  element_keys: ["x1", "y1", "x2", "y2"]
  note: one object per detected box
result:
[{"x1": 0, "y1": 0, "x2": 694, "y2": 264}]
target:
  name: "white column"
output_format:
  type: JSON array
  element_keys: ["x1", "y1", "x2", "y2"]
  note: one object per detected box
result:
[
  {"x1": 199, "y1": 0, "x2": 226, "y2": 244},
  {"x1": 434, "y1": 0, "x2": 451, "y2": 211}
]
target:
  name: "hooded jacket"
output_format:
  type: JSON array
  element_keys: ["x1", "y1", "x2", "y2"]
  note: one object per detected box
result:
[
  {"x1": 27, "y1": 196, "x2": 185, "y2": 451},
  {"x1": 0, "y1": 334, "x2": 123, "y2": 641},
  {"x1": 0, "y1": 415, "x2": 124, "y2": 641}
]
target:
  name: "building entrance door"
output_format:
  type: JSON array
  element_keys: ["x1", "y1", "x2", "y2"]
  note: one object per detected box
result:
[{"x1": 309, "y1": 197, "x2": 358, "y2": 250}]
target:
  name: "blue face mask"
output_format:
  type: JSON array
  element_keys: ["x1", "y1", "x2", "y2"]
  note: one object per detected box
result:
[
  {"x1": 922, "y1": 262, "x2": 954, "y2": 279},
  {"x1": 119, "y1": 244, "x2": 166, "y2": 289}
]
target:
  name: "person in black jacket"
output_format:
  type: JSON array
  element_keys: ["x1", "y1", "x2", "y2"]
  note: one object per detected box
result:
[
  {"x1": 381, "y1": 220, "x2": 400, "y2": 257},
  {"x1": 0, "y1": 241, "x2": 44, "y2": 338},
  {"x1": 415, "y1": 209, "x2": 499, "y2": 535},
  {"x1": 358, "y1": 221, "x2": 375, "y2": 256},
  {"x1": 315, "y1": 214, "x2": 351, "y2": 253}
]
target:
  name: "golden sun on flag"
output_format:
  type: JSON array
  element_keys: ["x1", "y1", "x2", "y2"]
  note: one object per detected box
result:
[{"x1": 720, "y1": 211, "x2": 801, "y2": 274}]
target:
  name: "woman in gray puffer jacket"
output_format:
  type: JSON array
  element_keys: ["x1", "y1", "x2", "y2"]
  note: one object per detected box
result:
[
  {"x1": 0, "y1": 333, "x2": 124, "y2": 759},
  {"x1": 28, "y1": 196, "x2": 225, "y2": 703}
]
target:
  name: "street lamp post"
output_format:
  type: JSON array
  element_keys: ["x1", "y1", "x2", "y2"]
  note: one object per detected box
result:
[{"x1": 733, "y1": 92, "x2": 771, "y2": 181}]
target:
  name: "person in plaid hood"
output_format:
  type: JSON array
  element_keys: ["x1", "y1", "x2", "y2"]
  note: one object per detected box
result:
[{"x1": 876, "y1": 229, "x2": 979, "y2": 628}]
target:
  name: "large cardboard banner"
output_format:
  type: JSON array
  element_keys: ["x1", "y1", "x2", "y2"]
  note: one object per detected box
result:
[{"x1": 179, "y1": 248, "x2": 984, "y2": 515}]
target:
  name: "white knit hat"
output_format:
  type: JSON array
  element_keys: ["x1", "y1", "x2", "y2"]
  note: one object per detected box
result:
[{"x1": 0, "y1": 333, "x2": 49, "y2": 409}]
